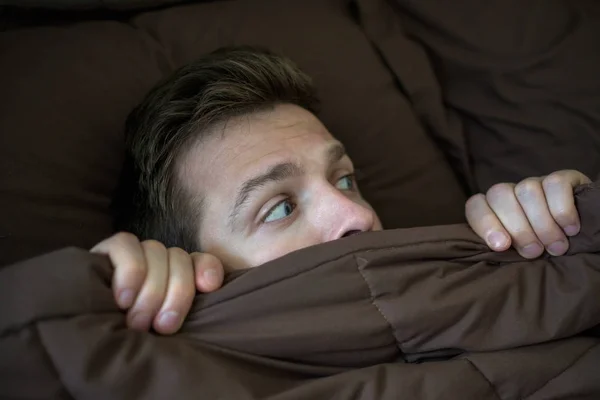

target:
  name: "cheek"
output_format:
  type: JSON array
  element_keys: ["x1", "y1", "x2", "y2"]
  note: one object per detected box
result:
[
  {"x1": 247, "y1": 238, "x2": 300, "y2": 267},
  {"x1": 247, "y1": 225, "x2": 321, "y2": 267},
  {"x1": 197, "y1": 216, "x2": 248, "y2": 270},
  {"x1": 206, "y1": 231, "x2": 311, "y2": 270},
  {"x1": 249, "y1": 247, "x2": 290, "y2": 268}
]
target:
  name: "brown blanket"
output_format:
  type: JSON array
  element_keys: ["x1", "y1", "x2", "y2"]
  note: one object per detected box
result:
[{"x1": 1, "y1": 182, "x2": 599, "y2": 399}]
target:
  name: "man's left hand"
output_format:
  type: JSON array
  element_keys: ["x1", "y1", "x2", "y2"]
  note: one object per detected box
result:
[{"x1": 466, "y1": 170, "x2": 591, "y2": 259}]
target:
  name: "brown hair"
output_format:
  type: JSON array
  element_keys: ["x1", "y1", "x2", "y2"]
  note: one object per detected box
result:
[{"x1": 113, "y1": 46, "x2": 319, "y2": 252}]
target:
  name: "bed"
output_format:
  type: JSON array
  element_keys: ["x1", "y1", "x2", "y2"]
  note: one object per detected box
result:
[{"x1": 1, "y1": 0, "x2": 600, "y2": 398}]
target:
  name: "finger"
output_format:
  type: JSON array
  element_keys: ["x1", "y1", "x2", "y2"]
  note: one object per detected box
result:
[
  {"x1": 91, "y1": 232, "x2": 146, "y2": 309},
  {"x1": 153, "y1": 247, "x2": 196, "y2": 335},
  {"x1": 542, "y1": 170, "x2": 592, "y2": 237},
  {"x1": 465, "y1": 193, "x2": 511, "y2": 251},
  {"x1": 192, "y1": 252, "x2": 225, "y2": 293},
  {"x1": 127, "y1": 240, "x2": 169, "y2": 331},
  {"x1": 514, "y1": 177, "x2": 568, "y2": 256},
  {"x1": 486, "y1": 183, "x2": 544, "y2": 259}
]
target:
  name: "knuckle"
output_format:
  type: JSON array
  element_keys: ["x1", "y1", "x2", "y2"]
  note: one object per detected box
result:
[
  {"x1": 168, "y1": 246, "x2": 190, "y2": 260},
  {"x1": 579, "y1": 171, "x2": 592, "y2": 183},
  {"x1": 142, "y1": 239, "x2": 167, "y2": 253},
  {"x1": 121, "y1": 259, "x2": 145, "y2": 275},
  {"x1": 551, "y1": 207, "x2": 575, "y2": 224},
  {"x1": 112, "y1": 231, "x2": 138, "y2": 247},
  {"x1": 514, "y1": 179, "x2": 539, "y2": 199},
  {"x1": 542, "y1": 172, "x2": 564, "y2": 188},
  {"x1": 171, "y1": 281, "x2": 195, "y2": 304},
  {"x1": 465, "y1": 193, "x2": 485, "y2": 211},
  {"x1": 537, "y1": 227, "x2": 565, "y2": 245},
  {"x1": 138, "y1": 290, "x2": 166, "y2": 311},
  {"x1": 486, "y1": 183, "x2": 514, "y2": 202},
  {"x1": 113, "y1": 231, "x2": 137, "y2": 242},
  {"x1": 509, "y1": 229, "x2": 536, "y2": 245},
  {"x1": 193, "y1": 252, "x2": 223, "y2": 272},
  {"x1": 107, "y1": 234, "x2": 145, "y2": 275}
]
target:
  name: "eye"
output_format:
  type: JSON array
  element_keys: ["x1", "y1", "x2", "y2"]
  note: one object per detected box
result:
[
  {"x1": 263, "y1": 199, "x2": 296, "y2": 223},
  {"x1": 335, "y1": 174, "x2": 356, "y2": 191}
]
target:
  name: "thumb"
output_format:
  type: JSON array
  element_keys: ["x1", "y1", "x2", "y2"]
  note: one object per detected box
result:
[{"x1": 191, "y1": 252, "x2": 225, "y2": 293}]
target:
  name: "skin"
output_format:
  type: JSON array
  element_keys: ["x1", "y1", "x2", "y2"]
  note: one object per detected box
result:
[
  {"x1": 91, "y1": 104, "x2": 591, "y2": 334},
  {"x1": 180, "y1": 104, "x2": 382, "y2": 269}
]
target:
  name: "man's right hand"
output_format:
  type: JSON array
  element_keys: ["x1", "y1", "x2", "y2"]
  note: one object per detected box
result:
[{"x1": 91, "y1": 232, "x2": 225, "y2": 335}]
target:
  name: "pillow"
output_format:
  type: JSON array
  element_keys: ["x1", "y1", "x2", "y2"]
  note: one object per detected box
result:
[
  {"x1": 0, "y1": 0, "x2": 467, "y2": 266},
  {"x1": 388, "y1": 0, "x2": 600, "y2": 190},
  {"x1": 0, "y1": 0, "x2": 186, "y2": 10}
]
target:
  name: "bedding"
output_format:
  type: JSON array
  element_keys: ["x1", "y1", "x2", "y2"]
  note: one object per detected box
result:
[
  {"x1": 0, "y1": 0, "x2": 467, "y2": 267},
  {"x1": 1, "y1": 180, "x2": 599, "y2": 400},
  {"x1": 2, "y1": 1, "x2": 600, "y2": 397},
  {"x1": 388, "y1": 0, "x2": 600, "y2": 190},
  {"x1": 0, "y1": 0, "x2": 187, "y2": 10}
]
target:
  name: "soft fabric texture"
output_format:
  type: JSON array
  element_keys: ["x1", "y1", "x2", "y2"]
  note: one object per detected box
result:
[
  {"x1": 2, "y1": 1, "x2": 600, "y2": 398},
  {"x1": 388, "y1": 0, "x2": 600, "y2": 190},
  {"x1": 1, "y1": 181, "x2": 599, "y2": 400},
  {"x1": 3, "y1": 1, "x2": 600, "y2": 261},
  {"x1": 0, "y1": 0, "x2": 185, "y2": 10},
  {"x1": 0, "y1": 0, "x2": 468, "y2": 266}
]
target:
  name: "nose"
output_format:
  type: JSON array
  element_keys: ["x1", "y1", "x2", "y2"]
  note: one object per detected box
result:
[{"x1": 323, "y1": 192, "x2": 376, "y2": 242}]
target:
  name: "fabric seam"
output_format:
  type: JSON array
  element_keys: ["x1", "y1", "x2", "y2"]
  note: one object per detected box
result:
[
  {"x1": 197, "y1": 237, "x2": 487, "y2": 311},
  {"x1": 463, "y1": 358, "x2": 503, "y2": 400},
  {"x1": 354, "y1": 254, "x2": 404, "y2": 354},
  {"x1": 525, "y1": 341, "x2": 599, "y2": 399},
  {"x1": 34, "y1": 324, "x2": 75, "y2": 400}
]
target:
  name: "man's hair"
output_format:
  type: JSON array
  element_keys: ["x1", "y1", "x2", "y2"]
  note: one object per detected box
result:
[{"x1": 113, "y1": 46, "x2": 320, "y2": 252}]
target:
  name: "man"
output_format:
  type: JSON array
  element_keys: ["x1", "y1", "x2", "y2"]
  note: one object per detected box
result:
[{"x1": 91, "y1": 46, "x2": 591, "y2": 335}]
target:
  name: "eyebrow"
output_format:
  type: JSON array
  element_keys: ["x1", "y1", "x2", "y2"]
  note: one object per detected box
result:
[
  {"x1": 326, "y1": 142, "x2": 346, "y2": 166},
  {"x1": 227, "y1": 142, "x2": 347, "y2": 230}
]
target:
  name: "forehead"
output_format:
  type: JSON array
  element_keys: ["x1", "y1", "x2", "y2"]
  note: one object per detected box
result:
[{"x1": 178, "y1": 104, "x2": 336, "y2": 197}]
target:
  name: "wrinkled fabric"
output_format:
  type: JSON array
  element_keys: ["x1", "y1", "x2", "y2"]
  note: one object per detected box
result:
[
  {"x1": 0, "y1": 0, "x2": 467, "y2": 267},
  {"x1": 1, "y1": 182, "x2": 599, "y2": 400},
  {"x1": 384, "y1": 0, "x2": 600, "y2": 191},
  {"x1": 0, "y1": 0, "x2": 185, "y2": 9}
]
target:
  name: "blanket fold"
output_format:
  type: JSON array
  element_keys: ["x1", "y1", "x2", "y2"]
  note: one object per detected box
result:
[{"x1": 1, "y1": 181, "x2": 599, "y2": 399}]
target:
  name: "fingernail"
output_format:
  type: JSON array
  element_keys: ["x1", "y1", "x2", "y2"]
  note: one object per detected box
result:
[
  {"x1": 204, "y1": 268, "x2": 220, "y2": 287},
  {"x1": 487, "y1": 231, "x2": 509, "y2": 249},
  {"x1": 522, "y1": 243, "x2": 543, "y2": 258},
  {"x1": 564, "y1": 224, "x2": 580, "y2": 236},
  {"x1": 128, "y1": 312, "x2": 151, "y2": 331},
  {"x1": 547, "y1": 240, "x2": 568, "y2": 256},
  {"x1": 158, "y1": 311, "x2": 181, "y2": 331},
  {"x1": 118, "y1": 289, "x2": 135, "y2": 308}
]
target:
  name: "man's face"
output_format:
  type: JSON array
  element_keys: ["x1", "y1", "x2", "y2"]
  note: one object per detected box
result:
[{"x1": 179, "y1": 104, "x2": 382, "y2": 270}]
